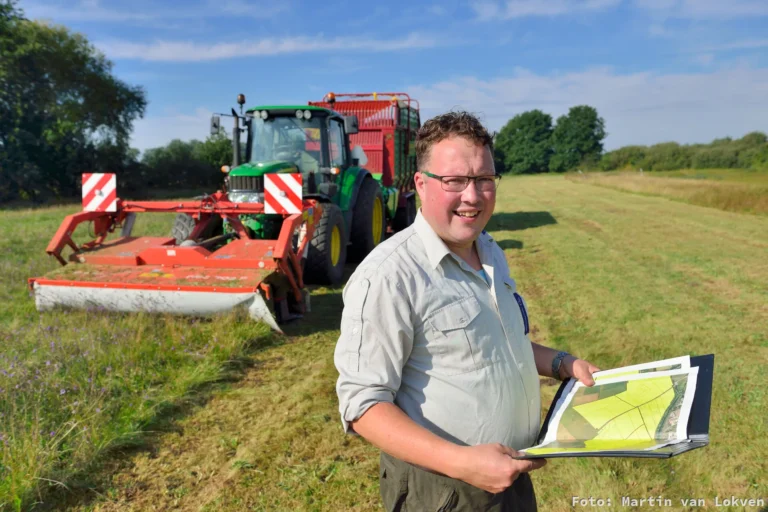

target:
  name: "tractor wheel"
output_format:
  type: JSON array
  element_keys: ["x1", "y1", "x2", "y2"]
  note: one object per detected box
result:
[
  {"x1": 349, "y1": 178, "x2": 386, "y2": 262},
  {"x1": 171, "y1": 213, "x2": 223, "y2": 244},
  {"x1": 305, "y1": 203, "x2": 346, "y2": 286},
  {"x1": 393, "y1": 194, "x2": 417, "y2": 232}
]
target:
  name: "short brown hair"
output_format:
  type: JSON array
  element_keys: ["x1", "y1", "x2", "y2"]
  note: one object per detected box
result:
[{"x1": 415, "y1": 111, "x2": 494, "y2": 171}]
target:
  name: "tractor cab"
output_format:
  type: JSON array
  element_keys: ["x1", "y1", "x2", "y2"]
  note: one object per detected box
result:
[{"x1": 224, "y1": 103, "x2": 359, "y2": 203}]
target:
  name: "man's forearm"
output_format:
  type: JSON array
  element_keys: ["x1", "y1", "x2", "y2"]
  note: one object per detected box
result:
[
  {"x1": 531, "y1": 342, "x2": 573, "y2": 379},
  {"x1": 351, "y1": 402, "x2": 465, "y2": 478}
]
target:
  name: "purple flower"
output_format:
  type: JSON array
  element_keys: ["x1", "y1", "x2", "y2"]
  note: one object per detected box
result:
[
  {"x1": 60, "y1": 389, "x2": 66, "y2": 395},
  {"x1": 46, "y1": 361, "x2": 50, "y2": 366},
  {"x1": 96, "y1": 408, "x2": 101, "y2": 413},
  {"x1": 50, "y1": 431, "x2": 56, "y2": 437}
]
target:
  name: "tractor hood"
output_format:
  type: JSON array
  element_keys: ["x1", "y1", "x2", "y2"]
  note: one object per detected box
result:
[{"x1": 229, "y1": 161, "x2": 298, "y2": 177}]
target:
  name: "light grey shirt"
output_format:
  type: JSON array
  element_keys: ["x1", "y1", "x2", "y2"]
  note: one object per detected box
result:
[{"x1": 334, "y1": 211, "x2": 541, "y2": 450}]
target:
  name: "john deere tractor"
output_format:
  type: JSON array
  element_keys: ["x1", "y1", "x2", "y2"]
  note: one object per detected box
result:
[{"x1": 172, "y1": 92, "x2": 420, "y2": 286}]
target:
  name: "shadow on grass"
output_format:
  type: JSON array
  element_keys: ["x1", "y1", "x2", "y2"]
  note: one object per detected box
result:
[
  {"x1": 497, "y1": 239, "x2": 523, "y2": 250},
  {"x1": 279, "y1": 264, "x2": 354, "y2": 338},
  {"x1": 486, "y1": 211, "x2": 557, "y2": 232}
]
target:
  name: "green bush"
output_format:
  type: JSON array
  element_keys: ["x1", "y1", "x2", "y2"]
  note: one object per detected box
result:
[{"x1": 600, "y1": 132, "x2": 768, "y2": 172}]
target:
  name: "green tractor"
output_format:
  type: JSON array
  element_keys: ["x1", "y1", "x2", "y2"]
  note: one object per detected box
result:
[{"x1": 172, "y1": 91, "x2": 420, "y2": 286}]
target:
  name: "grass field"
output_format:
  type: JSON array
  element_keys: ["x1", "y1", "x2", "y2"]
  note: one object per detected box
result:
[
  {"x1": 2, "y1": 173, "x2": 767, "y2": 511},
  {"x1": 569, "y1": 168, "x2": 768, "y2": 216}
]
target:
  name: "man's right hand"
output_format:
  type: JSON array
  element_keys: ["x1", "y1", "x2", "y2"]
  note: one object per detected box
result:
[{"x1": 452, "y1": 443, "x2": 547, "y2": 494}]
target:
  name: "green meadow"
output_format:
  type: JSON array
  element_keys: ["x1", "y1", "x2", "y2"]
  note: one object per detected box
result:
[{"x1": 1, "y1": 172, "x2": 766, "y2": 511}]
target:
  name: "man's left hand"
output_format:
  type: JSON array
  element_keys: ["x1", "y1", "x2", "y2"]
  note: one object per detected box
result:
[{"x1": 561, "y1": 357, "x2": 600, "y2": 386}]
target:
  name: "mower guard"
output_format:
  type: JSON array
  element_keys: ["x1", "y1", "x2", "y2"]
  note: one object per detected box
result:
[{"x1": 28, "y1": 191, "x2": 320, "y2": 332}]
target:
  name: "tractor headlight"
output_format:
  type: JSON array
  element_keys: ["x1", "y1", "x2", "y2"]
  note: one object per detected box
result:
[
  {"x1": 260, "y1": 110, "x2": 268, "y2": 119},
  {"x1": 228, "y1": 192, "x2": 264, "y2": 204},
  {"x1": 296, "y1": 110, "x2": 303, "y2": 119},
  {"x1": 303, "y1": 110, "x2": 311, "y2": 120}
]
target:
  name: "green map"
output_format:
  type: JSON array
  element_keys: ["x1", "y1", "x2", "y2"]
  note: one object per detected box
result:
[{"x1": 524, "y1": 371, "x2": 693, "y2": 456}]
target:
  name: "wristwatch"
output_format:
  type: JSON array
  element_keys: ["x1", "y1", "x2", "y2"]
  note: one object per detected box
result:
[{"x1": 551, "y1": 351, "x2": 570, "y2": 380}]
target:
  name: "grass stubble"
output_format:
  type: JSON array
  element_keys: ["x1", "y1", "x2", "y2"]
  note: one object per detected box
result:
[{"x1": 1, "y1": 171, "x2": 766, "y2": 510}]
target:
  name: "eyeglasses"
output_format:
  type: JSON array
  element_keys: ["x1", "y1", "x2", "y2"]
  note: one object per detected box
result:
[{"x1": 421, "y1": 171, "x2": 501, "y2": 192}]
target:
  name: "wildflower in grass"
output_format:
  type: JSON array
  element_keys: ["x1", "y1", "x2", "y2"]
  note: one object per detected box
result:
[{"x1": 60, "y1": 389, "x2": 66, "y2": 395}]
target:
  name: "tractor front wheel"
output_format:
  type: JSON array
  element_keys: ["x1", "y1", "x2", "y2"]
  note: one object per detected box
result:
[
  {"x1": 305, "y1": 203, "x2": 346, "y2": 286},
  {"x1": 171, "y1": 213, "x2": 223, "y2": 244},
  {"x1": 349, "y1": 177, "x2": 386, "y2": 262}
]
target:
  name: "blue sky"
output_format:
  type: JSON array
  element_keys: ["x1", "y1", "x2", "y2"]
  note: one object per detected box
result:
[{"x1": 19, "y1": 0, "x2": 768, "y2": 152}]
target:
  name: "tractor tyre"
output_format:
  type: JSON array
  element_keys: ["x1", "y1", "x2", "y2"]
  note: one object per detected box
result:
[
  {"x1": 349, "y1": 178, "x2": 386, "y2": 262},
  {"x1": 171, "y1": 213, "x2": 223, "y2": 244},
  {"x1": 393, "y1": 194, "x2": 417, "y2": 232},
  {"x1": 305, "y1": 203, "x2": 347, "y2": 286}
]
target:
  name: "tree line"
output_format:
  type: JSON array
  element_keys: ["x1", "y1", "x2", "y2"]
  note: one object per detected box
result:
[
  {"x1": 493, "y1": 106, "x2": 768, "y2": 175},
  {"x1": 0, "y1": 1, "x2": 230, "y2": 204}
]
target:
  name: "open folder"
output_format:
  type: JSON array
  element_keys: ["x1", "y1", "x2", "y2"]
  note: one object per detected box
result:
[{"x1": 515, "y1": 354, "x2": 714, "y2": 459}]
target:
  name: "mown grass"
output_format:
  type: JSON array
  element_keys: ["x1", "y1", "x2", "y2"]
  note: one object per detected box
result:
[
  {"x1": 4, "y1": 173, "x2": 768, "y2": 511},
  {"x1": 569, "y1": 168, "x2": 768, "y2": 215},
  {"x1": 0, "y1": 205, "x2": 276, "y2": 510}
]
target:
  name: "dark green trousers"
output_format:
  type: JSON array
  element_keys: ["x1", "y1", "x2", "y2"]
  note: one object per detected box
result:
[{"x1": 379, "y1": 451, "x2": 537, "y2": 512}]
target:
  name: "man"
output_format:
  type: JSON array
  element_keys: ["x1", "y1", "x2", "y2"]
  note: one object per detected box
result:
[{"x1": 334, "y1": 111, "x2": 599, "y2": 511}]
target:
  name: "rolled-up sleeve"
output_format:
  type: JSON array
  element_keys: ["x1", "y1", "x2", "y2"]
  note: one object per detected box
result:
[{"x1": 334, "y1": 269, "x2": 413, "y2": 434}]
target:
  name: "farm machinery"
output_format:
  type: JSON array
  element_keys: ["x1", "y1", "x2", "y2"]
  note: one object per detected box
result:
[{"x1": 28, "y1": 92, "x2": 421, "y2": 330}]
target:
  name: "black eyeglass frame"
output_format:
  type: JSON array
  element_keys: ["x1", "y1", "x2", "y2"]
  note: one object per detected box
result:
[{"x1": 420, "y1": 171, "x2": 501, "y2": 192}]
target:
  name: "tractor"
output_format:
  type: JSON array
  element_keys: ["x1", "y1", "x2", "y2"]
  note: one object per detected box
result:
[
  {"x1": 172, "y1": 91, "x2": 420, "y2": 286},
  {"x1": 28, "y1": 92, "x2": 420, "y2": 330}
]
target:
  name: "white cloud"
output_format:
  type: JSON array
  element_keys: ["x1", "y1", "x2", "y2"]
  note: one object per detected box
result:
[
  {"x1": 130, "y1": 107, "x2": 213, "y2": 153},
  {"x1": 472, "y1": 0, "x2": 621, "y2": 20},
  {"x1": 406, "y1": 66, "x2": 768, "y2": 149},
  {"x1": 693, "y1": 53, "x2": 714, "y2": 66},
  {"x1": 700, "y1": 39, "x2": 768, "y2": 52},
  {"x1": 96, "y1": 33, "x2": 439, "y2": 61},
  {"x1": 636, "y1": 0, "x2": 768, "y2": 18},
  {"x1": 21, "y1": 0, "x2": 284, "y2": 23}
]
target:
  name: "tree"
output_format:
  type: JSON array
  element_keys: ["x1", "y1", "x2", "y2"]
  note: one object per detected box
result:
[
  {"x1": 0, "y1": 2, "x2": 146, "y2": 201},
  {"x1": 494, "y1": 110, "x2": 553, "y2": 174},
  {"x1": 194, "y1": 132, "x2": 233, "y2": 170},
  {"x1": 549, "y1": 105, "x2": 606, "y2": 173}
]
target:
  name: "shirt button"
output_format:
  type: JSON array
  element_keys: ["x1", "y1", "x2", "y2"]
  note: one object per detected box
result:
[
  {"x1": 459, "y1": 317, "x2": 466, "y2": 323},
  {"x1": 352, "y1": 327, "x2": 359, "y2": 334}
]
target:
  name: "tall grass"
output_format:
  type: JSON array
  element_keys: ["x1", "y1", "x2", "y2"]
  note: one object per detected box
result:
[
  {"x1": 0, "y1": 205, "x2": 275, "y2": 509},
  {"x1": 569, "y1": 170, "x2": 768, "y2": 215}
]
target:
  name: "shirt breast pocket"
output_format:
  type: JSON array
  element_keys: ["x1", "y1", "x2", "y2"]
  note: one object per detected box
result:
[{"x1": 426, "y1": 296, "x2": 493, "y2": 376}]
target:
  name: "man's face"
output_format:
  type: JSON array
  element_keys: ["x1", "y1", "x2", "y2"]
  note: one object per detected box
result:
[{"x1": 414, "y1": 136, "x2": 496, "y2": 250}]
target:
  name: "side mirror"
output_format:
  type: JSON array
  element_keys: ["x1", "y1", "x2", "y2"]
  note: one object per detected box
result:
[
  {"x1": 344, "y1": 115, "x2": 359, "y2": 135},
  {"x1": 210, "y1": 115, "x2": 221, "y2": 135},
  {"x1": 350, "y1": 145, "x2": 368, "y2": 166}
]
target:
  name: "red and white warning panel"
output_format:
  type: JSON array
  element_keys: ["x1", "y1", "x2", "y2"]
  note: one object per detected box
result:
[
  {"x1": 264, "y1": 173, "x2": 303, "y2": 214},
  {"x1": 82, "y1": 173, "x2": 117, "y2": 212}
]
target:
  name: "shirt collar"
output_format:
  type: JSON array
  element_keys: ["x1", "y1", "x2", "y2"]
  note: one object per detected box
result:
[
  {"x1": 413, "y1": 210, "x2": 452, "y2": 269},
  {"x1": 413, "y1": 210, "x2": 495, "y2": 270}
]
